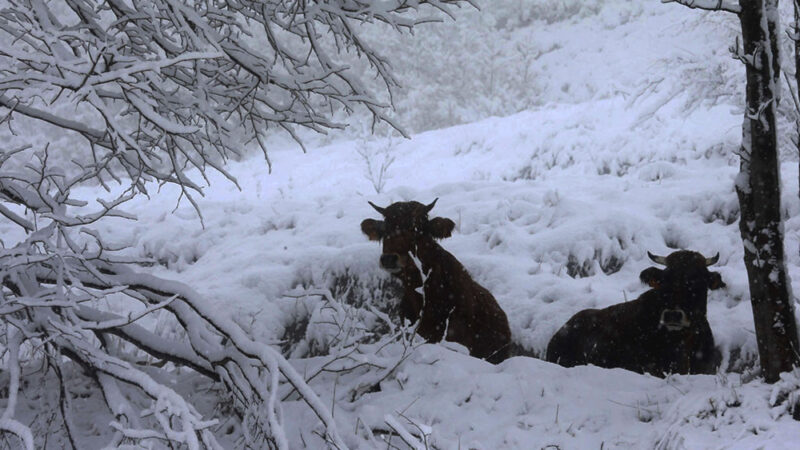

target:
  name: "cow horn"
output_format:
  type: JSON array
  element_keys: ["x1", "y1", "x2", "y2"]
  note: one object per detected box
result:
[
  {"x1": 647, "y1": 251, "x2": 668, "y2": 265},
  {"x1": 424, "y1": 198, "x2": 438, "y2": 214},
  {"x1": 368, "y1": 201, "x2": 387, "y2": 215},
  {"x1": 705, "y1": 252, "x2": 720, "y2": 266}
]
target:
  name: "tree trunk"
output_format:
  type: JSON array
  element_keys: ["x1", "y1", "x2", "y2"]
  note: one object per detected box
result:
[
  {"x1": 795, "y1": 0, "x2": 800, "y2": 202},
  {"x1": 737, "y1": 0, "x2": 800, "y2": 383}
]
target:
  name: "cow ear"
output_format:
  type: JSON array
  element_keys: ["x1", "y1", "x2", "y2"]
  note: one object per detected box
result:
[
  {"x1": 428, "y1": 217, "x2": 455, "y2": 239},
  {"x1": 361, "y1": 219, "x2": 385, "y2": 241},
  {"x1": 639, "y1": 267, "x2": 663, "y2": 288},
  {"x1": 708, "y1": 272, "x2": 726, "y2": 290}
]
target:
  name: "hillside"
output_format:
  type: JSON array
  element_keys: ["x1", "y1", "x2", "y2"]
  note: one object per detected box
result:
[{"x1": 65, "y1": 2, "x2": 800, "y2": 448}]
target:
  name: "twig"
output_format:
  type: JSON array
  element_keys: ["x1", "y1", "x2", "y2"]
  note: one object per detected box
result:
[
  {"x1": 82, "y1": 294, "x2": 178, "y2": 330},
  {"x1": 384, "y1": 414, "x2": 425, "y2": 450}
]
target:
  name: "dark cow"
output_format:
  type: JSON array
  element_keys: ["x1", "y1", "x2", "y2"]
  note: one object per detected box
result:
[
  {"x1": 546, "y1": 250, "x2": 724, "y2": 376},
  {"x1": 361, "y1": 199, "x2": 512, "y2": 364}
]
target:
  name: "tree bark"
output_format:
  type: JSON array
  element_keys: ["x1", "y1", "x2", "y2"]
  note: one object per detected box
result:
[
  {"x1": 792, "y1": 0, "x2": 800, "y2": 202},
  {"x1": 737, "y1": 0, "x2": 800, "y2": 383}
]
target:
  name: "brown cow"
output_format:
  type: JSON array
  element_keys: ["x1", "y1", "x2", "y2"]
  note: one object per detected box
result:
[
  {"x1": 361, "y1": 199, "x2": 511, "y2": 364},
  {"x1": 546, "y1": 250, "x2": 724, "y2": 376}
]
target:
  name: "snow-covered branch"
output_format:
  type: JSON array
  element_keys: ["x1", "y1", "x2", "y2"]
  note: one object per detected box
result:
[
  {"x1": 384, "y1": 414, "x2": 426, "y2": 450},
  {"x1": 662, "y1": 0, "x2": 742, "y2": 14},
  {"x1": 0, "y1": 143, "x2": 353, "y2": 447},
  {"x1": 0, "y1": 419, "x2": 34, "y2": 450},
  {"x1": 0, "y1": 0, "x2": 474, "y2": 201},
  {"x1": 55, "y1": 329, "x2": 221, "y2": 450},
  {"x1": 0, "y1": 0, "x2": 477, "y2": 447}
]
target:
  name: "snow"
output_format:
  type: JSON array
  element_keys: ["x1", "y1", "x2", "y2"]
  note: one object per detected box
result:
[
  {"x1": 285, "y1": 346, "x2": 800, "y2": 449},
  {"x1": 109, "y1": 96, "x2": 762, "y2": 362},
  {"x1": 86, "y1": 96, "x2": 797, "y2": 443},
  {"x1": 6, "y1": 0, "x2": 800, "y2": 448}
]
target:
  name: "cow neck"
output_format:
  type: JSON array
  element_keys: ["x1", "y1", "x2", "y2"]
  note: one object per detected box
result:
[
  {"x1": 653, "y1": 287, "x2": 709, "y2": 315},
  {"x1": 410, "y1": 235, "x2": 443, "y2": 273},
  {"x1": 396, "y1": 236, "x2": 443, "y2": 287}
]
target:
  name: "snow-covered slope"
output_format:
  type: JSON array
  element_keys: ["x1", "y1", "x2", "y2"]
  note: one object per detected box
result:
[
  {"x1": 29, "y1": 0, "x2": 800, "y2": 448},
  {"x1": 115, "y1": 97, "x2": 766, "y2": 362},
  {"x1": 370, "y1": 0, "x2": 744, "y2": 134}
]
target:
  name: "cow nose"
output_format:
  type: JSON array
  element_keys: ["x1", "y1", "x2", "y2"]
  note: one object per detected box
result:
[
  {"x1": 380, "y1": 254, "x2": 399, "y2": 270},
  {"x1": 659, "y1": 308, "x2": 689, "y2": 331},
  {"x1": 662, "y1": 310, "x2": 684, "y2": 323}
]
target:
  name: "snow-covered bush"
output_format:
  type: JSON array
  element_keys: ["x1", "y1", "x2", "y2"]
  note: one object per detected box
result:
[
  {"x1": 280, "y1": 271, "x2": 404, "y2": 358},
  {"x1": 770, "y1": 369, "x2": 800, "y2": 421}
]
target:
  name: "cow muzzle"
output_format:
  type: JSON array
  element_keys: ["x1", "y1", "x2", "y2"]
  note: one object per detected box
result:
[
  {"x1": 659, "y1": 308, "x2": 690, "y2": 331},
  {"x1": 379, "y1": 253, "x2": 402, "y2": 273}
]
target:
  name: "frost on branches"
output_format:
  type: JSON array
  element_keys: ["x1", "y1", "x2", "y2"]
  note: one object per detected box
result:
[{"x1": 0, "y1": 0, "x2": 473, "y2": 447}]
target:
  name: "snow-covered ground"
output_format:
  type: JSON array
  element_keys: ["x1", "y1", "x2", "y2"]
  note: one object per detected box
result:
[
  {"x1": 7, "y1": 0, "x2": 800, "y2": 448},
  {"x1": 89, "y1": 97, "x2": 799, "y2": 447}
]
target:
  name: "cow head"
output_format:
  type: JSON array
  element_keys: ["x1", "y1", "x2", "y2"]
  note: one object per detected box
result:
[
  {"x1": 361, "y1": 199, "x2": 455, "y2": 273},
  {"x1": 639, "y1": 250, "x2": 725, "y2": 331}
]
